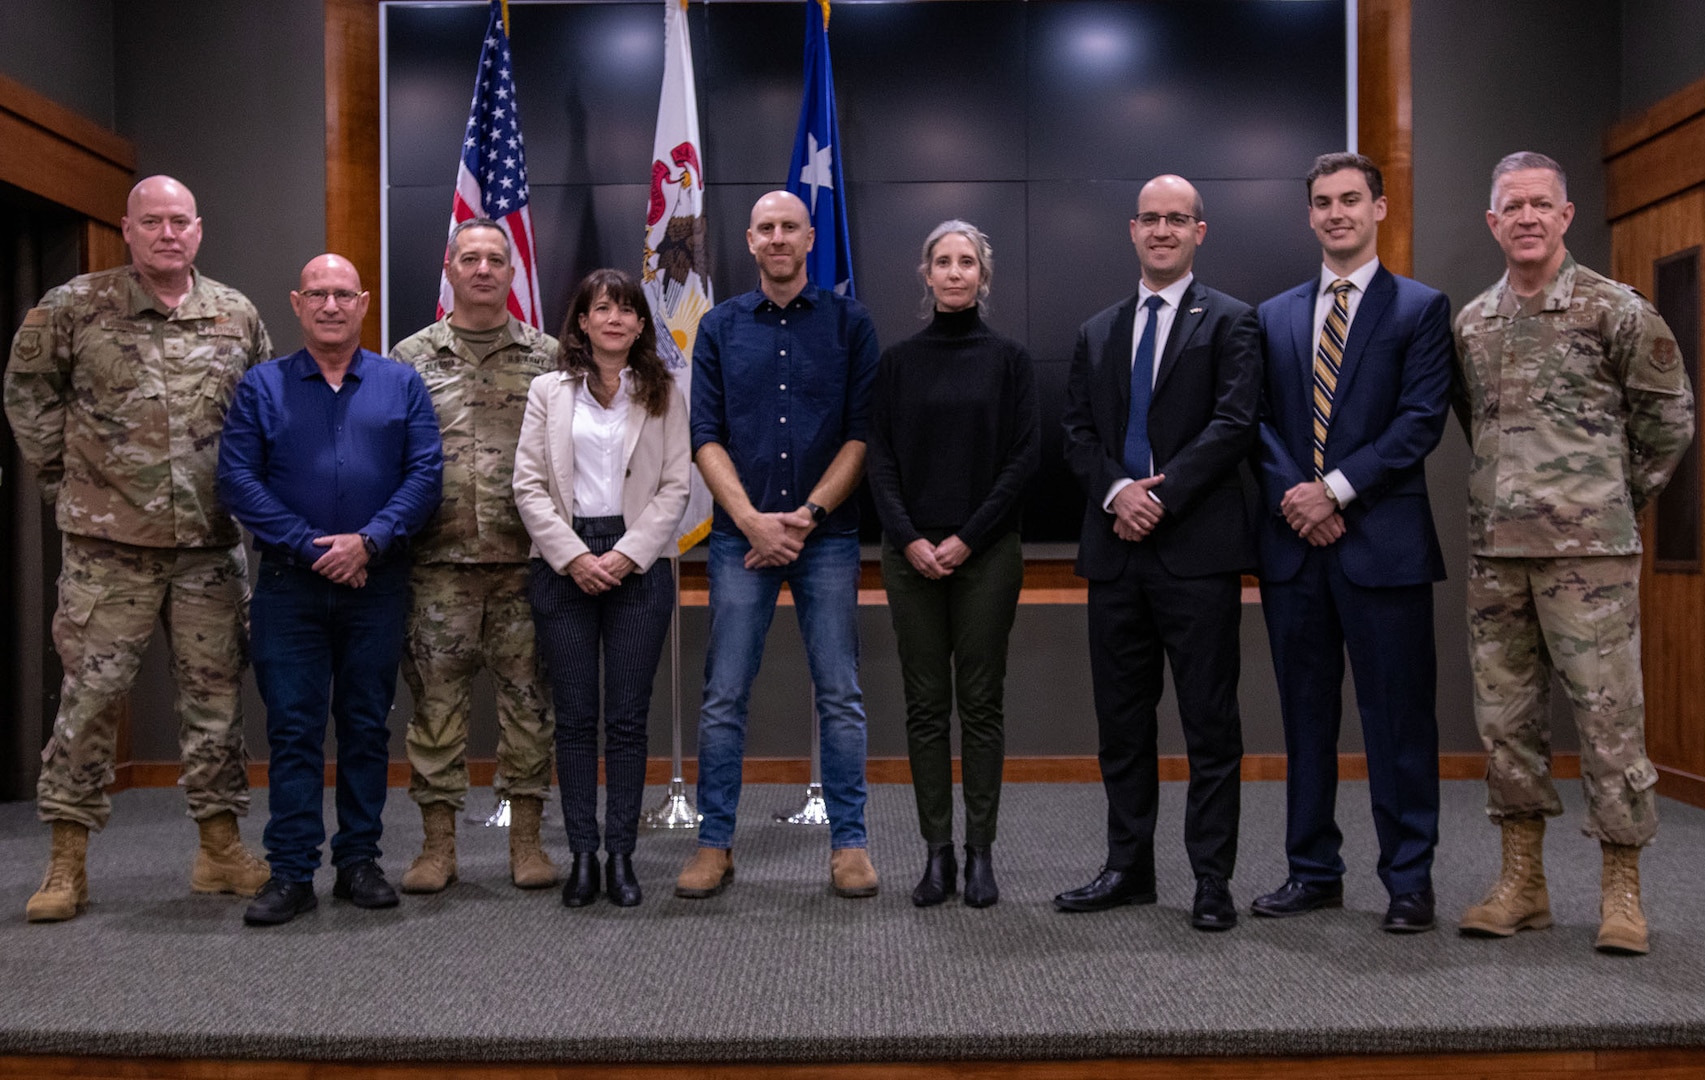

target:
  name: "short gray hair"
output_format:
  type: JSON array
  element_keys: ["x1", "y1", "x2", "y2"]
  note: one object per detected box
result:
[
  {"x1": 918, "y1": 219, "x2": 994, "y2": 317},
  {"x1": 1490, "y1": 152, "x2": 1567, "y2": 210},
  {"x1": 447, "y1": 217, "x2": 512, "y2": 258}
]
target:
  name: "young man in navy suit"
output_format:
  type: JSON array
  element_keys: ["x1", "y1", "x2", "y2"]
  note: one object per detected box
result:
[
  {"x1": 1058, "y1": 175, "x2": 1262, "y2": 931},
  {"x1": 1250, "y1": 153, "x2": 1453, "y2": 933}
]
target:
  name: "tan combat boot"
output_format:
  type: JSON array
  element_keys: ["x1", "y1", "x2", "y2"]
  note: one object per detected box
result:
[
  {"x1": 675, "y1": 847, "x2": 734, "y2": 899},
  {"x1": 1596, "y1": 842, "x2": 1649, "y2": 956},
  {"x1": 508, "y1": 796, "x2": 558, "y2": 889},
  {"x1": 26, "y1": 821, "x2": 90, "y2": 922},
  {"x1": 830, "y1": 847, "x2": 879, "y2": 898},
  {"x1": 191, "y1": 811, "x2": 270, "y2": 897},
  {"x1": 1459, "y1": 815, "x2": 1552, "y2": 937},
  {"x1": 400, "y1": 802, "x2": 458, "y2": 894}
]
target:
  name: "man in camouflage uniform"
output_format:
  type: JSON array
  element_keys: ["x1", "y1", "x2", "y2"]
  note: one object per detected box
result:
[
  {"x1": 390, "y1": 218, "x2": 559, "y2": 891},
  {"x1": 1453, "y1": 152, "x2": 1695, "y2": 955},
  {"x1": 3, "y1": 175, "x2": 273, "y2": 922}
]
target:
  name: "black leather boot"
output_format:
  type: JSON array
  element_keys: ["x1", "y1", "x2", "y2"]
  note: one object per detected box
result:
[
  {"x1": 963, "y1": 844, "x2": 999, "y2": 908},
  {"x1": 562, "y1": 852, "x2": 601, "y2": 908},
  {"x1": 911, "y1": 844, "x2": 958, "y2": 907},
  {"x1": 605, "y1": 852, "x2": 642, "y2": 907}
]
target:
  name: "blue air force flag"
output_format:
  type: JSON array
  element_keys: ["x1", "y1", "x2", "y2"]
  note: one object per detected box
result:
[{"x1": 786, "y1": 0, "x2": 855, "y2": 298}]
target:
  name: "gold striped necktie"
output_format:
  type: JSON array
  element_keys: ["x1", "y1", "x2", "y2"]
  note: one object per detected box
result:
[{"x1": 1311, "y1": 278, "x2": 1352, "y2": 479}]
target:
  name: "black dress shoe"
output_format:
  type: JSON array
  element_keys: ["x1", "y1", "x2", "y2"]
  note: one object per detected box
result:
[
  {"x1": 243, "y1": 877, "x2": 317, "y2": 926},
  {"x1": 605, "y1": 853, "x2": 642, "y2": 907},
  {"x1": 1191, "y1": 875, "x2": 1237, "y2": 931},
  {"x1": 562, "y1": 852, "x2": 601, "y2": 908},
  {"x1": 1053, "y1": 867, "x2": 1157, "y2": 913},
  {"x1": 1250, "y1": 877, "x2": 1343, "y2": 918},
  {"x1": 333, "y1": 859, "x2": 399, "y2": 909},
  {"x1": 1382, "y1": 888, "x2": 1436, "y2": 933},
  {"x1": 963, "y1": 845, "x2": 999, "y2": 909},
  {"x1": 912, "y1": 844, "x2": 958, "y2": 907}
]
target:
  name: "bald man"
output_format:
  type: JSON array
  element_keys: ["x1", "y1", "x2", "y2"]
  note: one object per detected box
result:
[
  {"x1": 218, "y1": 255, "x2": 442, "y2": 926},
  {"x1": 5, "y1": 175, "x2": 273, "y2": 923},
  {"x1": 676, "y1": 191, "x2": 881, "y2": 900}
]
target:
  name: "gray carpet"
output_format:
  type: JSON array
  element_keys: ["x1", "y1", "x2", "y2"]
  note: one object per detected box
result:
[{"x1": 0, "y1": 779, "x2": 1701, "y2": 1063}]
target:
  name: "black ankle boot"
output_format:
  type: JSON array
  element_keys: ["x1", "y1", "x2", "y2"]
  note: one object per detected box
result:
[
  {"x1": 963, "y1": 844, "x2": 999, "y2": 908},
  {"x1": 562, "y1": 852, "x2": 600, "y2": 908},
  {"x1": 911, "y1": 844, "x2": 958, "y2": 907},
  {"x1": 605, "y1": 852, "x2": 642, "y2": 907}
]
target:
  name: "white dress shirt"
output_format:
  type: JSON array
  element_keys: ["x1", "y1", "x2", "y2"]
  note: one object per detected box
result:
[
  {"x1": 1312, "y1": 256, "x2": 1381, "y2": 507},
  {"x1": 570, "y1": 369, "x2": 633, "y2": 518}
]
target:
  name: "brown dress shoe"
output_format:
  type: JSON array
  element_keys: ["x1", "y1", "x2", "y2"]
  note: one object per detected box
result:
[
  {"x1": 830, "y1": 847, "x2": 878, "y2": 898},
  {"x1": 675, "y1": 847, "x2": 734, "y2": 899}
]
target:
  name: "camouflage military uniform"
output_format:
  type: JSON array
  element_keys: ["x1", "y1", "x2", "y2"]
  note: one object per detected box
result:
[
  {"x1": 3, "y1": 265, "x2": 271, "y2": 830},
  {"x1": 391, "y1": 316, "x2": 558, "y2": 808},
  {"x1": 1454, "y1": 255, "x2": 1695, "y2": 846}
]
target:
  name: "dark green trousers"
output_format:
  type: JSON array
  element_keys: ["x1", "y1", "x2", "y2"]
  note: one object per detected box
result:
[{"x1": 881, "y1": 531, "x2": 1023, "y2": 847}]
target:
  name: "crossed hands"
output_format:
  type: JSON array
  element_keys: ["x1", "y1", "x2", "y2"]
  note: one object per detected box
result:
[
  {"x1": 567, "y1": 549, "x2": 638, "y2": 595},
  {"x1": 903, "y1": 535, "x2": 971, "y2": 580},
  {"x1": 312, "y1": 534, "x2": 369, "y2": 587},
  {"x1": 1111, "y1": 475, "x2": 1166, "y2": 542},
  {"x1": 1280, "y1": 480, "x2": 1346, "y2": 547},
  {"x1": 742, "y1": 507, "x2": 815, "y2": 569}
]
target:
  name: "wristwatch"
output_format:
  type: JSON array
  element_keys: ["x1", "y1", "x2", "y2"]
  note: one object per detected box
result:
[
  {"x1": 803, "y1": 501, "x2": 828, "y2": 526},
  {"x1": 360, "y1": 533, "x2": 378, "y2": 558}
]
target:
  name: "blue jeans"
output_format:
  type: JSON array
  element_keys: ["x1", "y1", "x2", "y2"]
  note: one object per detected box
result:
[
  {"x1": 696, "y1": 531, "x2": 867, "y2": 849},
  {"x1": 252, "y1": 555, "x2": 411, "y2": 882}
]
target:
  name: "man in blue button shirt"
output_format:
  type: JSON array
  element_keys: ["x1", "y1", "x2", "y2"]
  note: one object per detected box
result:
[
  {"x1": 218, "y1": 254, "x2": 443, "y2": 926},
  {"x1": 676, "y1": 191, "x2": 881, "y2": 900}
]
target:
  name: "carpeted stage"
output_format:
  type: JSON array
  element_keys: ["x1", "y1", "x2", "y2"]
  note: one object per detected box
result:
[{"x1": 0, "y1": 780, "x2": 1702, "y2": 1074}]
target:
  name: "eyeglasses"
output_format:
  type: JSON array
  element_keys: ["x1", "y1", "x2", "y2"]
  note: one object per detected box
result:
[
  {"x1": 299, "y1": 289, "x2": 364, "y2": 305},
  {"x1": 1134, "y1": 212, "x2": 1201, "y2": 230}
]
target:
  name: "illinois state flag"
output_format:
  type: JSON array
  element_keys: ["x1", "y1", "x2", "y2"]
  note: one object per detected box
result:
[
  {"x1": 642, "y1": 0, "x2": 715, "y2": 552},
  {"x1": 786, "y1": 0, "x2": 855, "y2": 297},
  {"x1": 437, "y1": 0, "x2": 543, "y2": 327}
]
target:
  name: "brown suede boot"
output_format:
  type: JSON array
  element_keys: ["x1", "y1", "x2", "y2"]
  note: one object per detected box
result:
[
  {"x1": 675, "y1": 847, "x2": 734, "y2": 899},
  {"x1": 26, "y1": 821, "x2": 90, "y2": 923},
  {"x1": 830, "y1": 847, "x2": 879, "y2": 898},
  {"x1": 1596, "y1": 842, "x2": 1649, "y2": 956},
  {"x1": 508, "y1": 796, "x2": 558, "y2": 889},
  {"x1": 191, "y1": 811, "x2": 270, "y2": 897},
  {"x1": 1459, "y1": 815, "x2": 1552, "y2": 937},
  {"x1": 401, "y1": 802, "x2": 458, "y2": 894}
]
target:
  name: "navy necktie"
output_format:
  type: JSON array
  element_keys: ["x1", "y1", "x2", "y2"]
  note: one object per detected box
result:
[{"x1": 1123, "y1": 294, "x2": 1165, "y2": 479}]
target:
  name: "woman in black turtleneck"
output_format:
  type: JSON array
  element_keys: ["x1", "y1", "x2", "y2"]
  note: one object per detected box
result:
[{"x1": 867, "y1": 220, "x2": 1040, "y2": 909}]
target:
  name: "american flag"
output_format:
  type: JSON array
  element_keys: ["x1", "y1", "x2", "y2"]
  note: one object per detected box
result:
[{"x1": 436, "y1": 0, "x2": 543, "y2": 328}]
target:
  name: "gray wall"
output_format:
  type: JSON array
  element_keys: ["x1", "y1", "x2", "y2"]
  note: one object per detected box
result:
[
  {"x1": 1621, "y1": 0, "x2": 1705, "y2": 116},
  {"x1": 8, "y1": 0, "x2": 1696, "y2": 770},
  {"x1": 0, "y1": 0, "x2": 114, "y2": 127}
]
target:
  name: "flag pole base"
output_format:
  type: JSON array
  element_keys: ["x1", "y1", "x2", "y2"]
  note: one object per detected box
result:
[
  {"x1": 640, "y1": 779, "x2": 702, "y2": 830},
  {"x1": 773, "y1": 783, "x2": 831, "y2": 826}
]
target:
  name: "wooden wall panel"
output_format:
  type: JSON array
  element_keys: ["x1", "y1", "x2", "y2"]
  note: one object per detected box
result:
[
  {"x1": 0, "y1": 73, "x2": 134, "y2": 228},
  {"x1": 1357, "y1": 0, "x2": 1413, "y2": 276},
  {"x1": 325, "y1": 0, "x2": 382, "y2": 353}
]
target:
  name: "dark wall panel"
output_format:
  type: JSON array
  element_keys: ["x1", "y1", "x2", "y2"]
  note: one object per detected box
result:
[{"x1": 386, "y1": 0, "x2": 1347, "y2": 542}]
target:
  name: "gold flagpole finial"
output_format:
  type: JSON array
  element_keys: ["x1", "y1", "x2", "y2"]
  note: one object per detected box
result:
[
  {"x1": 817, "y1": 0, "x2": 831, "y2": 29},
  {"x1": 500, "y1": 0, "x2": 512, "y2": 38}
]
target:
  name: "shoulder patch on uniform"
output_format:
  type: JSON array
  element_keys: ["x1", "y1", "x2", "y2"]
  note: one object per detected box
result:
[
  {"x1": 1648, "y1": 336, "x2": 1681, "y2": 373},
  {"x1": 22, "y1": 306, "x2": 49, "y2": 327},
  {"x1": 12, "y1": 330, "x2": 42, "y2": 361}
]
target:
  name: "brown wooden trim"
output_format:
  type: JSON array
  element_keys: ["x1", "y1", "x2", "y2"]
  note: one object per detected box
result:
[
  {"x1": 1605, "y1": 112, "x2": 1705, "y2": 222},
  {"x1": 80, "y1": 220, "x2": 128, "y2": 273},
  {"x1": 115, "y1": 752, "x2": 1581, "y2": 793},
  {"x1": 0, "y1": 73, "x2": 134, "y2": 227},
  {"x1": 1606, "y1": 74, "x2": 1705, "y2": 157},
  {"x1": 325, "y1": 0, "x2": 383, "y2": 352},
  {"x1": 5, "y1": 1048, "x2": 1704, "y2": 1079},
  {"x1": 1358, "y1": 0, "x2": 1413, "y2": 277},
  {"x1": 1657, "y1": 763, "x2": 1705, "y2": 810}
]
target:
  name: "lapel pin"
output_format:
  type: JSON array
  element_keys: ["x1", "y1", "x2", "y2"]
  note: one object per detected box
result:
[{"x1": 1188, "y1": 307, "x2": 1204, "y2": 314}]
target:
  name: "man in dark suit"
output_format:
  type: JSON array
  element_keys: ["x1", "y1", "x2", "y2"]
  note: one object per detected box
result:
[
  {"x1": 1250, "y1": 153, "x2": 1452, "y2": 933},
  {"x1": 1058, "y1": 174, "x2": 1262, "y2": 931}
]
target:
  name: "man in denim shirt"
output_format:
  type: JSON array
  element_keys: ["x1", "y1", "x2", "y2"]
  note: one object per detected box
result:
[{"x1": 676, "y1": 191, "x2": 880, "y2": 900}]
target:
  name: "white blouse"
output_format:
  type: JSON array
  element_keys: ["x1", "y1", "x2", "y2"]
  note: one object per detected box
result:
[{"x1": 569, "y1": 369, "x2": 633, "y2": 518}]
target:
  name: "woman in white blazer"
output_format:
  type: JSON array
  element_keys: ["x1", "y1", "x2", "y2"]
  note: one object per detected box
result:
[{"x1": 513, "y1": 268, "x2": 690, "y2": 908}]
